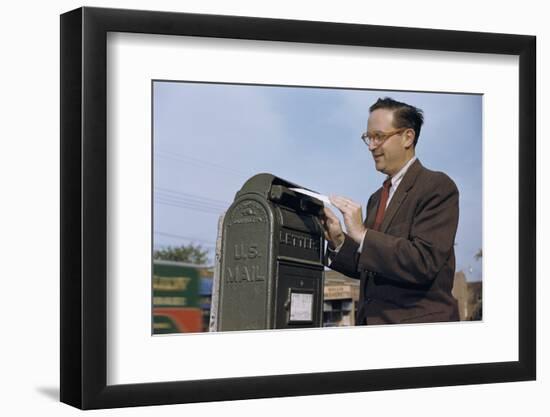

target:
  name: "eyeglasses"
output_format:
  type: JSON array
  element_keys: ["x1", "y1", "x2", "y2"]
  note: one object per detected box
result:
[{"x1": 360, "y1": 128, "x2": 408, "y2": 146}]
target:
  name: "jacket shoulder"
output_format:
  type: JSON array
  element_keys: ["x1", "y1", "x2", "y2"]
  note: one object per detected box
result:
[{"x1": 417, "y1": 166, "x2": 459, "y2": 194}]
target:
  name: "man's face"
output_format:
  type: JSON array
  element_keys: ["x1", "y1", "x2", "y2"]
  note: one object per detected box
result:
[{"x1": 366, "y1": 108, "x2": 410, "y2": 177}]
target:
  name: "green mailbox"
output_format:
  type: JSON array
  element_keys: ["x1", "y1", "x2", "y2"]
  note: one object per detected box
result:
[{"x1": 216, "y1": 173, "x2": 325, "y2": 331}]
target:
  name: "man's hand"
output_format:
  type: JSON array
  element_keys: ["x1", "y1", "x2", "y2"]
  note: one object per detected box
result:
[
  {"x1": 329, "y1": 195, "x2": 366, "y2": 245},
  {"x1": 320, "y1": 206, "x2": 345, "y2": 249}
]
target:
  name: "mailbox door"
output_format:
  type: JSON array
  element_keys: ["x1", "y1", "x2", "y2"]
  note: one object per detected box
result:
[{"x1": 274, "y1": 261, "x2": 324, "y2": 328}]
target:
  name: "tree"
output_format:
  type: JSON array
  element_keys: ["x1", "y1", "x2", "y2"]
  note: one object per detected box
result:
[{"x1": 153, "y1": 243, "x2": 210, "y2": 264}]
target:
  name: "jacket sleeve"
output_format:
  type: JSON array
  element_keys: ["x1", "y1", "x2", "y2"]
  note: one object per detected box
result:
[
  {"x1": 357, "y1": 174, "x2": 459, "y2": 286},
  {"x1": 325, "y1": 233, "x2": 361, "y2": 279}
]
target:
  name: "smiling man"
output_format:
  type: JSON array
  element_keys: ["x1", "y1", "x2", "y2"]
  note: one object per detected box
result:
[{"x1": 321, "y1": 97, "x2": 460, "y2": 325}]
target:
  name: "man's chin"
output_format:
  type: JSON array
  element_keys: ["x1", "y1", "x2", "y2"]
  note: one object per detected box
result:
[{"x1": 374, "y1": 161, "x2": 385, "y2": 172}]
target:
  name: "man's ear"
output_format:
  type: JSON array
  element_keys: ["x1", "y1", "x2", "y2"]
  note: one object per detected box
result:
[{"x1": 403, "y1": 128, "x2": 415, "y2": 148}]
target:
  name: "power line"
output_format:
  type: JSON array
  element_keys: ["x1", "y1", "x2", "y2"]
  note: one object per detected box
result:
[
  {"x1": 155, "y1": 190, "x2": 230, "y2": 211},
  {"x1": 156, "y1": 186, "x2": 231, "y2": 206},
  {"x1": 156, "y1": 194, "x2": 227, "y2": 211},
  {"x1": 155, "y1": 231, "x2": 215, "y2": 244},
  {"x1": 155, "y1": 193, "x2": 226, "y2": 210},
  {"x1": 154, "y1": 186, "x2": 232, "y2": 214},
  {"x1": 154, "y1": 231, "x2": 216, "y2": 247},
  {"x1": 155, "y1": 150, "x2": 251, "y2": 178},
  {"x1": 155, "y1": 198, "x2": 225, "y2": 215}
]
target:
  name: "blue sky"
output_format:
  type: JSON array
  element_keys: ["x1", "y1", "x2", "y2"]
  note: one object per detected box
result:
[{"x1": 153, "y1": 81, "x2": 483, "y2": 281}]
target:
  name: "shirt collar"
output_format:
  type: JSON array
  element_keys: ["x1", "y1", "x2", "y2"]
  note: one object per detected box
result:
[{"x1": 388, "y1": 156, "x2": 417, "y2": 188}]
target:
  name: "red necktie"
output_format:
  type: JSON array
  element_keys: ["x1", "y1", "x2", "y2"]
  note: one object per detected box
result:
[{"x1": 372, "y1": 179, "x2": 392, "y2": 231}]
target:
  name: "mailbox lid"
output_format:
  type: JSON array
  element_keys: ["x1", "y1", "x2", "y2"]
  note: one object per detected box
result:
[
  {"x1": 278, "y1": 207, "x2": 323, "y2": 235},
  {"x1": 235, "y1": 173, "x2": 300, "y2": 200},
  {"x1": 235, "y1": 173, "x2": 323, "y2": 216}
]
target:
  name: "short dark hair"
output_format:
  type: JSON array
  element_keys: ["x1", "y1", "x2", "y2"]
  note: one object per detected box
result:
[{"x1": 369, "y1": 97, "x2": 424, "y2": 147}]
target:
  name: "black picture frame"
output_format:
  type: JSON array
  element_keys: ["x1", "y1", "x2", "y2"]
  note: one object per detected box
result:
[{"x1": 60, "y1": 6, "x2": 536, "y2": 410}]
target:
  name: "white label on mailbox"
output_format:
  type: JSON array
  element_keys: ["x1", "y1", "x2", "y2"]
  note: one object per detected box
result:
[{"x1": 290, "y1": 292, "x2": 313, "y2": 322}]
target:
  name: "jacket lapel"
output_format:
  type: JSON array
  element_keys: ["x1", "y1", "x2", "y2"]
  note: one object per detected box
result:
[{"x1": 380, "y1": 159, "x2": 423, "y2": 233}]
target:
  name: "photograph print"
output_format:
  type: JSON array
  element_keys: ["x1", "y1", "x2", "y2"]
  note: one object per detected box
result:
[{"x1": 152, "y1": 81, "x2": 482, "y2": 334}]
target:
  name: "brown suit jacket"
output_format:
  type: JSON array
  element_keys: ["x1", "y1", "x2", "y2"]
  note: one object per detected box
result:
[{"x1": 329, "y1": 159, "x2": 460, "y2": 325}]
